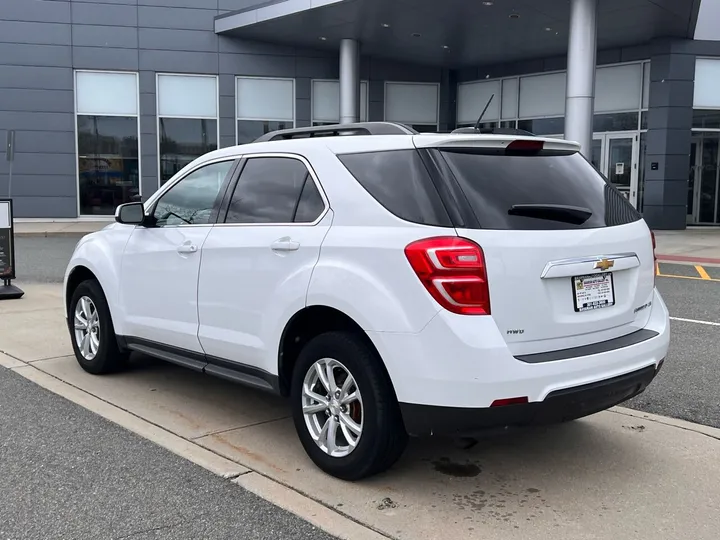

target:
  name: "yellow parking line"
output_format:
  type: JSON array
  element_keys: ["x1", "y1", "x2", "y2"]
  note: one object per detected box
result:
[
  {"x1": 657, "y1": 273, "x2": 720, "y2": 282},
  {"x1": 696, "y1": 265, "x2": 711, "y2": 280}
]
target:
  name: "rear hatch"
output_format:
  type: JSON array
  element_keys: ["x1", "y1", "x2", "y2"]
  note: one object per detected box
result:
[{"x1": 415, "y1": 135, "x2": 656, "y2": 356}]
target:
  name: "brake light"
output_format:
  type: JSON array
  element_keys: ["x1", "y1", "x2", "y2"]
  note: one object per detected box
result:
[
  {"x1": 404, "y1": 237, "x2": 490, "y2": 315},
  {"x1": 506, "y1": 140, "x2": 544, "y2": 152}
]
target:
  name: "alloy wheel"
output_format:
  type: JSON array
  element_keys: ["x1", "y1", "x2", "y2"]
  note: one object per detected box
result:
[
  {"x1": 74, "y1": 296, "x2": 100, "y2": 361},
  {"x1": 301, "y1": 357, "x2": 363, "y2": 458}
]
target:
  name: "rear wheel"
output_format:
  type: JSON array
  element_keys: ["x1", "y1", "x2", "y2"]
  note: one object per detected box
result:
[
  {"x1": 290, "y1": 331, "x2": 407, "y2": 480},
  {"x1": 69, "y1": 280, "x2": 128, "y2": 374}
]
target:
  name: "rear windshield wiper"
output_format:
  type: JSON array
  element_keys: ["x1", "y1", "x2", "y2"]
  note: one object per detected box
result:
[{"x1": 508, "y1": 204, "x2": 593, "y2": 225}]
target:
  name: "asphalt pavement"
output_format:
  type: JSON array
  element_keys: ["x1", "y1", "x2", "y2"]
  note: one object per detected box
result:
[
  {"x1": 0, "y1": 366, "x2": 335, "y2": 540},
  {"x1": 11, "y1": 236, "x2": 720, "y2": 430}
]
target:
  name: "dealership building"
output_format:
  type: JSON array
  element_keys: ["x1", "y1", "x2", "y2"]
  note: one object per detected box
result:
[{"x1": 1, "y1": 0, "x2": 720, "y2": 229}]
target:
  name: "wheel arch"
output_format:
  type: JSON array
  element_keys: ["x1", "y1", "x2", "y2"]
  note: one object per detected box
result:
[{"x1": 277, "y1": 305, "x2": 395, "y2": 398}]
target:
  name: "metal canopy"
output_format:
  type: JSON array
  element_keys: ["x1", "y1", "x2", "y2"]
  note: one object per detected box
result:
[{"x1": 215, "y1": 0, "x2": 701, "y2": 68}]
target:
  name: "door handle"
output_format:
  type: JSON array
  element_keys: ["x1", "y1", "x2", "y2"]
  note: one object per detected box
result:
[
  {"x1": 271, "y1": 237, "x2": 300, "y2": 252},
  {"x1": 177, "y1": 241, "x2": 198, "y2": 254}
]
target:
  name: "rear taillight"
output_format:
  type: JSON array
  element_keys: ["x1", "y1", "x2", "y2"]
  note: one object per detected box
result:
[{"x1": 404, "y1": 237, "x2": 490, "y2": 315}]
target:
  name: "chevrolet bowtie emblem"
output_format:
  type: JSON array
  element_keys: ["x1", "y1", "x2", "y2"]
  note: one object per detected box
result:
[{"x1": 595, "y1": 258, "x2": 615, "y2": 271}]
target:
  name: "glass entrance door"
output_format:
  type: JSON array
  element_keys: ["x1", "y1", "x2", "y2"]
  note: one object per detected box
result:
[
  {"x1": 690, "y1": 134, "x2": 720, "y2": 224},
  {"x1": 593, "y1": 132, "x2": 639, "y2": 208}
]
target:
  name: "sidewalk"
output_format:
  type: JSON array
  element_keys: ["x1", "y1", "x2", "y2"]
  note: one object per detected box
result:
[
  {"x1": 1, "y1": 283, "x2": 719, "y2": 540},
  {"x1": 13, "y1": 220, "x2": 720, "y2": 263}
]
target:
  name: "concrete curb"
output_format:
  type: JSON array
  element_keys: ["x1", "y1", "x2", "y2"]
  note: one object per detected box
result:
[{"x1": 611, "y1": 406, "x2": 720, "y2": 441}]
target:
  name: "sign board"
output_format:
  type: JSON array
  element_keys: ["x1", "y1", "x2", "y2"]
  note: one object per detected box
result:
[
  {"x1": 615, "y1": 162, "x2": 625, "y2": 175},
  {"x1": 0, "y1": 199, "x2": 16, "y2": 280}
]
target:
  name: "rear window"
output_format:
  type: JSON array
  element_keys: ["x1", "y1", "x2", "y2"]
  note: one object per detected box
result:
[
  {"x1": 440, "y1": 149, "x2": 641, "y2": 230},
  {"x1": 338, "y1": 150, "x2": 452, "y2": 227}
]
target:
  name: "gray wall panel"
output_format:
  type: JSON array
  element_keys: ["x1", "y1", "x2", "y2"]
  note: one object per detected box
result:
[
  {"x1": 0, "y1": 89, "x2": 74, "y2": 113},
  {"x1": 72, "y1": 25, "x2": 139, "y2": 49},
  {"x1": 76, "y1": 0, "x2": 137, "y2": 4},
  {"x1": 2, "y1": 0, "x2": 72, "y2": 24},
  {"x1": 220, "y1": 135, "x2": 236, "y2": 148},
  {"x1": 295, "y1": 56, "x2": 337, "y2": 79},
  {"x1": 7, "y1": 196, "x2": 77, "y2": 219},
  {"x1": 219, "y1": 53, "x2": 295, "y2": 75},
  {"x1": 219, "y1": 95, "x2": 235, "y2": 119},
  {"x1": 14, "y1": 131, "x2": 76, "y2": 155},
  {"x1": 139, "y1": 70, "x2": 156, "y2": 94},
  {"x1": 4, "y1": 175, "x2": 77, "y2": 198},
  {"x1": 139, "y1": 93, "x2": 156, "y2": 116},
  {"x1": 140, "y1": 50, "x2": 219, "y2": 74},
  {"x1": 0, "y1": 43, "x2": 72, "y2": 67},
  {"x1": 0, "y1": 153, "x2": 77, "y2": 176},
  {"x1": 138, "y1": 0, "x2": 214, "y2": 7},
  {"x1": 0, "y1": 66, "x2": 73, "y2": 90},
  {"x1": 71, "y1": 2, "x2": 138, "y2": 26},
  {"x1": 0, "y1": 21, "x2": 72, "y2": 46},
  {"x1": 296, "y1": 97, "x2": 310, "y2": 122},
  {"x1": 218, "y1": 37, "x2": 295, "y2": 56},
  {"x1": 138, "y1": 6, "x2": 217, "y2": 30},
  {"x1": 0, "y1": 111, "x2": 75, "y2": 132},
  {"x1": 295, "y1": 77, "x2": 310, "y2": 100},
  {"x1": 139, "y1": 28, "x2": 219, "y2": 53},
  {"x1": 218, "y1": 73, "x2": 235, "y2": 96},
  {"x1": 140, "y1": 115, "x2": 157, "y2": 136},
  {"x1": 72, "y1": 46, "x2": 139, "y2": 70}
]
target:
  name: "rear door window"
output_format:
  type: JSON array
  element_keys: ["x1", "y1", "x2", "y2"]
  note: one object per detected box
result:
[
  {"x1": 338, "y1": 150, "x2": 452, "y2": 227},
  {"x1": 439, "y1": 149, "x2": 641, "y2": 230}
]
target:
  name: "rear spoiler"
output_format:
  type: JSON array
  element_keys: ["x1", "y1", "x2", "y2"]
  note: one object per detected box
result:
[{"x1": 413, "y1": 135, "x2": 581, "y2": 153}]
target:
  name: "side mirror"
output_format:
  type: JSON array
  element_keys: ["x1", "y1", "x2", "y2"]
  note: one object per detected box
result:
[{"x1": 115, "y1": 202, "x2": 146, "y2": 225}]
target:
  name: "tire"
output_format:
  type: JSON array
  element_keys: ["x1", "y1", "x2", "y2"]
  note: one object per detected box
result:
[
  {"x1": 290, "y1": 331, "x2": 408, "y2": 480},
  {"x1": 68, "y1": 279, "x2": 128, "y2": 375}
]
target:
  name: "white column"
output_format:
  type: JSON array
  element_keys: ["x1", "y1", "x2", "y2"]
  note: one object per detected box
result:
[
  {"x1": 564, "y1": 0, "x2": 597, "y2": 157},
  {"x1": 339, "y1": 38, "x2": 360, "y2": 124}
]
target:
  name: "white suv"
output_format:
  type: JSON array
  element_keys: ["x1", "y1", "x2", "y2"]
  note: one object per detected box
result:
[{"x1": 64, "y1": 122, "x2": 670, "y2": 480}]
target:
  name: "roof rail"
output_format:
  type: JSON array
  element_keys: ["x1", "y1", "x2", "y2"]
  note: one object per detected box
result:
[
  {"x1": 451, "y1": 126, "x2": 536, "y2": 137},
  {"x1": 253, "y1": 122, "x2": 417, "y2": 142}
]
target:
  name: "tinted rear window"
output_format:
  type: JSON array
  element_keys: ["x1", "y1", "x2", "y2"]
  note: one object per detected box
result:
[
  {"x1": 440, "y1": 149, "x2": 641, "y2": 230},
  {"x1": 338, "y1": 150, "x2": 452, "y2": 227}
]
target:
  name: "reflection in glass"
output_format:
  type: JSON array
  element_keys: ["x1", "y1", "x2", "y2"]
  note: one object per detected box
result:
[
  {"x1": 159, "y1": 118, "x2": 217, "y2": 185},
  {"x1": 517, "y1": 117, "x2": 564, "y2": 135},
  {"x1": 593, "y1": 112, "x2": 639, "y2": 133},
  {"x1": 411, "y1": 124, "x2": 439, "y2": 133},
  {"x1": 77, "y1": 115, "x2": 139, "y2": 216},
  {"x1": 237, "y1": 120, "x2": 292, "y2": 145},
  {"x1": 698, "y1": 134, "x2": 719, "y2": 223},
  {"x1": 693, "y1": 110, "x2": 720, "y2": 129},
  {"x1": 638, "y1": 132, "x2": 647, "y2": 212},
  {"x1": 607, "y1": 138, "x2": 633, "y2": 188}
]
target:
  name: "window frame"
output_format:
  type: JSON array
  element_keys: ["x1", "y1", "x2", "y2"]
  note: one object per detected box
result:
[
  {"x1": 74, "y1": 69, "x2": 141, "y2": 218},
  {"x1": 144, "y1": 157, "x2": 240, "y2": 228},
  {"x1": 235, "y1": 76, "x2": 296, "y2": 145},
  {"x1": 217, "y1": 152, "x2": 329, "y2": 227},
  {"x1": 156, "y1": 73, "x2": 221, "y2": 189}
]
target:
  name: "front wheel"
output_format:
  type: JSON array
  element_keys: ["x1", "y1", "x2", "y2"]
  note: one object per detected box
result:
[
  {"x1": 290, "y1": 331, "x2": 408, "y2": 480},
  {"x1": 69, "y1": 279, "x2": 128, "y2": 374}
]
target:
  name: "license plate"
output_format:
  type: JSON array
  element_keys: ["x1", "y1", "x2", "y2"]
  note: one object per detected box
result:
[{"x1": 572, "y1": 273, "x2": 615, "y2": 312}]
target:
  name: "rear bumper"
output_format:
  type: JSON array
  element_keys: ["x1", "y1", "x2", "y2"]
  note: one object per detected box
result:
[
  {"x1": 368, "y1": 288, "x2": 670, "y2": 423},
  {"x1": 400, "y1": 362, "x2": 662, "y2": 437}
]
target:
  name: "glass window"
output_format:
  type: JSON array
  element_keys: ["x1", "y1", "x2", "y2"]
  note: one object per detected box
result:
[
  {"x1": 694, "y1": 58, "x2": 720, "y2": 108},
  {"x1": 152, "y1": 160, "x2": 233, "y2": 227},
  {"x1": 76, "y1": 71, "x2": 137, "y2": 116},
  {"x1": 338, "y1": 150, "x2": 452, "y2": 227},
  {"x1": 225, "y1": 157, "x2": 309, "y2": 224},
  {"x1": 294, "y1": 178, "x2": 325, "y2": 223},
  {"x1": 77, "y1": 116, "x2": 139, "y2": 216},
  {"x1": 519, "y1": 73, "x2": 566, "y2": 118},
  {"x1": 517, "y1": 117, "x2": 565, "y2": 135},
  {"x1": 236, "y1": 77, "x2": 294, "y2": 144},
  {"x1": 594, "y1": 64, "x2": 643, "y2": 113},
  {"x1": 592, "y1": 112, "x2": 639, "y2": 132},
  {"x1": 157, "y1": 74, "x2": 217, "y2": 118},
  {"x1": 312, "y1": 80, "x2": 368, "y2": 123},
  {"x1": 237, "y1": 120, "x2": 292, "y2": 145},
  {"x1": 385, "y1": 82, "x2": 439, "y2": 125},
  {"x1": 457, "y1": 80, "x2": 500, "y2": 124},
  {"x1": 439, "y1": 149, "x2": 641, "y2": 230},
  {"x1": 693, "y1": 109, "x2": 720, "y2": 129},
  {"x1": 160, "y1": 118, "x2": 218, "y2": 185}
]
